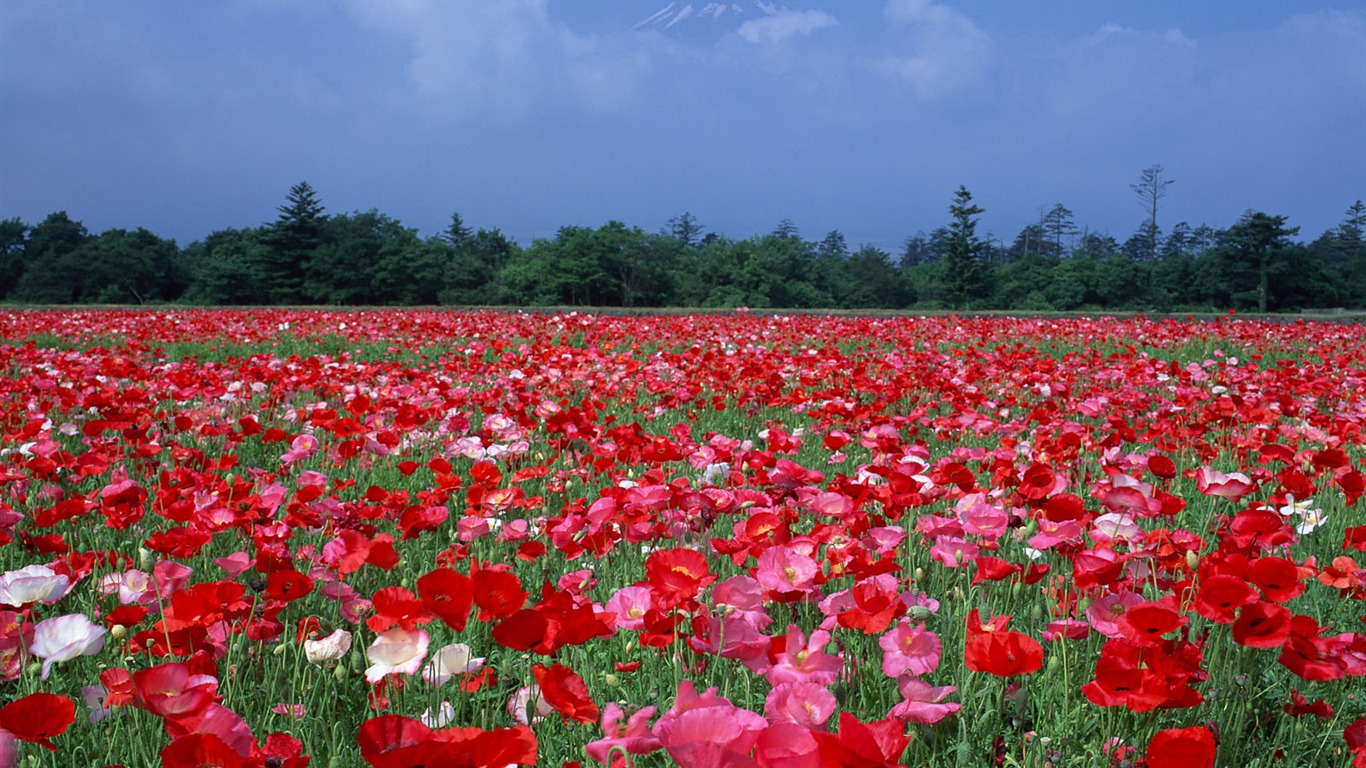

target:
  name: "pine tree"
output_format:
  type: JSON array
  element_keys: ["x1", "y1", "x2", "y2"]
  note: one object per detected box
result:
[
  {"x1": 259, "y1": 182, "x2": 327, "y2": 304},
  {"x1": 940, "y1": 186, "x2": 991, "y2": 309}
]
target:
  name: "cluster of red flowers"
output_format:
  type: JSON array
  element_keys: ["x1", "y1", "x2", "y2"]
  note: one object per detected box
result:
[{"x1": 1, "y1": 309, "x2": 1364, "y2": 767}]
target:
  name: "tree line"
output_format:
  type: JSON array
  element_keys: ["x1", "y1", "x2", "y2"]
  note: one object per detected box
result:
[{"x1": 3, "y1": 175, "x2": 1364, "y2": 312}]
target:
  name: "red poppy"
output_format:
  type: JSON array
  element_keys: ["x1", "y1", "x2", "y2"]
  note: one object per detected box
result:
[
  {"x1": 1117, "y1": 601, "x2": 1187, "y2": 647},
  {"x1": 1248, "y1": 556, "x2": 1304, "y2": 603},
  {"x1": 471, "y1": 568, "x2": 527, "y2": 621},
  {"x1": 1144, "y1": 725, "x2": 1216, "y2": 768},
  {"x1": 417, "y1": 567, "x2": 474, "y2": 632},
  {"x1": 812, "y1": 712, "x2": 910, "y2": 767},
  {"x1": 1346, "y1": 526, "x2": 1366, "y2": 553},
  {"x1": 358, "y1": 715, "x2": 434, "y2": 768},
  {"x1": 1345, "y1": 717, "x2": 1366, "y2": 766},
  {"x1": 1148, "y1": 455, "x2": 1177, "y2": 480},
  {"x1": 159, "y1": 733, "x2": 248, "y2": 768},
  {"x1": 532, "y1": 664, "x2": 600, "y2": 724},
  {"x1": 0, "y1": 692, "x2": 75, "y2": 751},
  {"x1": 1231, "y1": 600, "x2": 1291, "y2": 649},
  {"x1": 357, "y1": 716, "x2": 537, "y2": 768},
  {"x1": 105, "y1": 604, "x2": 151, "y2": 629},
  {"x1": 263, "y1": 569, "x2": 314, "y2": 603},
  {"x1": 1283, "y1": 689, "x2": 1333, "y2": 719},
  {"x1": 1278, "y1": 615, "x2": 1346, "y2": 681},
  {"x1": 367, "y1": 587, "x2": 430, "y2": 633},
  {"x1": 964, "y1": 630, "x2": 1043, "y2": 677},
  {"x1": 971, "y1": 556, "x2": 1022, "y2": 587},
  {"x1": 99, "y1": 667, "x2": 136, "y2": 707},
  {"x1": 1194, "y1": 575, "x2": 1257, "y2": 624},
  {"x1": 133, "y1": 662, "x2": 217, "y2": 719},
  {"x1": 644, "y1": 548, "x2": 715, "y2": 608}
]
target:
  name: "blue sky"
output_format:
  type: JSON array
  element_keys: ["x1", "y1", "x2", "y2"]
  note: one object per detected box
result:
[{"x1": 2, "y1": 1, "x2": 1363, "y2": 252}]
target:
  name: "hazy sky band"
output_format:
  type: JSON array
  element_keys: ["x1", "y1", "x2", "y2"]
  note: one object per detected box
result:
[{"x1": 1, "y1": 1, "x2": 1362, "y2": 249}]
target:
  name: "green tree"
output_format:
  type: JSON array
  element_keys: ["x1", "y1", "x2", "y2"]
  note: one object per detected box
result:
[
  {"x1": 1208, "y1": 212, "x2": 1301, "y2": 312},
  {"x1": 939, "y1": 186, "x2": 992, "y2": 309},
  {"x1": 443, "y1": 211, "x2": 472, "y2": 248},
  {"x1": 900, "y1": 230, "x2": 945, "y2": 267},
  {"x1": 12, "y1": 211, "x2": 89, "y2": 303},
  {"x1": 443, "y1": 227, "x2": 518, "y2": 306},
  {"x1": 77, "y1": 228, "x2": 185, "y2": 304},
  {"x1": 259, "y1": 182, "x2": 327, "y2": 304},
  {"x1": 1042, "y1": 204, "x2": 1077, "y2": 257},
  {"x1": 668, "y1": 212, "x2": 704, "y2": 248},
  {"x1": 1131, "y1": 164, "x2": 1174, "y2": 261},
  {"x1": 182, "y1": 228, "x2": 270, "y2": 305},
  {"x1": 844, "y1": 244, "x2": 910, "y2": 308},
  {"x1": 0, "y1": 218, "x2": 28, "y2": 299}
]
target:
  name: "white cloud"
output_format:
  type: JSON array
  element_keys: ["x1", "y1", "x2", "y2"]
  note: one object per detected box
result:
[
  {"x1": 876, "y1": 0, "x2": 990, "y2": 99},
  {"x1": 1082, "y1": 23, "x2": 1195, "y2": 49},
  {"x1": 737, "y1": 9, "x2": 838, "y2": 45},
  {"x1": 667, "y1": 4, "x2": 695, "y2": 28},
  {"x1": 340, "y1": 0, "x2": 645, "y2": 120}
]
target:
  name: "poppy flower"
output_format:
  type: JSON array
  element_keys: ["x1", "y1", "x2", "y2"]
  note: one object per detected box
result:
[
  {"x1": 357, "y1": 715, "x2": 434, "y2": 768},
  {"x1": 417, "y1": 567, "x2": 474, "y2": 632},
  {"x1": 422, "y1": 643, "x2": 485, "y2": 687},
  {"x1": 1117, "y1": 601, "x2": 1187, "y2": 648},
  {"x1": 159, "y1": 733, "x2": 249, "y2": 768},
  {"x1": 0, "y1": 564, "x2": 70, "y2": 607},
  {"x1": 0, "y1": 693, "x2": 75, "y2": 751},
  {"x1": 1194, "y1": 575, "x2": 1257, "y2": 624},
  {"x1": 765, "y1": 682, "x2": 836, "y2": 728},
  {"x1": 964, "y1": 621, "x2": 1043, "y2": 678},
  {"x1": 29, "y1": 613, "x2": 107, "y2": 679},
  {"x1": 653, "y1": 698, "x2": 766, "y2": 768},
  {"x1": 811, "y1": 712, "x2": 910, "y2": 767},
  {"x1": 263, "y1": 569, "x2": 314, "y2": 603},
  {"x1": 1231, "y1": 601, "x2": 1291, "y2": 649},
  {"x1": 1248, "y1": 556, "x2": 1305, "y2": 603},
  {"x1": 304, "y1": 629, "x2": 353, "y2": 665},
  {"x1": 1283, "y1": 689, "x2": 1333, "y2": 719},
  {"x1": 532, "y1": 664, "x2": 600, "y2": 724},
  {"x1": 1144, "y1": 725, "x2": 1216, "y2": 768},
  {"x1": 754, "y1": 721, "x2": 821, "y2": 768},
  {"x1": 1277, "y1": 615, "x2": 1347, "y2": 681},
  {"x1": 471, "y1": 568, "x2": 527, "y2": 621},
  {"x1": 645, "y1": 548, "x2": 715, "y2": 608},
  {"x1": 878, "y1": 618, "x2": 942, "y2": 678},
  {"x1": 1345, "y1": 717, "x2": 1366, "y2": 767},
  {"x1": 133, "y1": 662, "x2": 219, "y2": 719},
  {"x1": 365, "y1": 628, "x2": 430, "y2": 683},
  {"x1": 887, "y1": 676, "x2": 961, "y2": 724}
]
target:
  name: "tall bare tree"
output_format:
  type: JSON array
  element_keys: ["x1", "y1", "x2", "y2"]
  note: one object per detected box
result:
[{"x1": 1131, "y1": 164, "x2": 1175, "y2": 260}]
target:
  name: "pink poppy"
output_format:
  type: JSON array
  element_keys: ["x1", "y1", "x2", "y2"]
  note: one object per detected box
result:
[
  {"x1": 879, "y1": 618, "x2": 943, "y2": 678},
  {"x1": 1086, "y1": 591, "x2": 1145, "y2": 638},
  {"x1": 585, "y1": 703, "x2": 662, "y2": 764},
  {"x1": 764, "y1": 682, "x2": 836, "y2": 729},
  {"x1": 29, "y1": 614, "x2": 106, "y2": 679},
  {"x1": 766, "y1": 625, "x2": 843, "y2": 686},
  {"x1": 604, "y1": 586, "x2": 653, "y2": 631},
  {"x1": 364, "y1": 628, "x2": 429, "y2": 683},
  {"x1": 887, "y1": 675, "x2": 961, "y2": 725},
  {"x1": 0, "y1": 564, "x2": 70, "y2": 607}
]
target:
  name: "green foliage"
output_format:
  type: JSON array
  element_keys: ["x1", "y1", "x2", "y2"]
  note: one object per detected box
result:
[
  {"x1": 182, "y1": 228, "x2": 269, "y2": 305},
  {"x1": 259, "y1": 181, "x2": 328, "y2": 304},
  {"x1": 0, "y1": 217, "x2": 29, "y2": 299},
  {"x1": 1206, "y1": 212, "x2": 1302, "y2": 312},
  {"x1": 2, "y1": 189, "x2": 1363, "y2": 312},
  {"x1": 938, "y1": 186, "x2": 993, "y2": 309}
]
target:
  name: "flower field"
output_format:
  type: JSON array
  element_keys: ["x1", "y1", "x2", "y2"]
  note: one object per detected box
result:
[{"x1": 1, "y1": 308, "x2": 1364, "y2": 768}]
